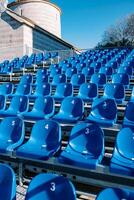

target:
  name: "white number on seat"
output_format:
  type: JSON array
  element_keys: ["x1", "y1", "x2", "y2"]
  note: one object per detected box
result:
[
  {"x1": 45, "y1": 124, "x2": 49, "y2": 129},
  {"x1": 71, "y1": 100, "x2": 75, "y2": 104},
  {"x1": 12, "y1": 120, "x2": 15, "y2": 126},
  {"x1": 85, "y1": 128, "x2": 90, "y2": 134},
  {"x1": 50, "y1": 182, "x2": 56, "y2": 191}
]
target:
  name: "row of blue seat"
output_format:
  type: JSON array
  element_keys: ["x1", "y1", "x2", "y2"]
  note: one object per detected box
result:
[
  {"x1": 0, "y1": 52, "x2": 59, "y2": 74},
  {"x1": 0, "y1": 47, "x2": 132, "y2": 75},
  {"x1": 1, "y1": 163, "x2": 133, "y2": 199},
  {"x1": 50, "y1": 62, "x2": 133, "y2": 76},
  {"x1": 1, "y1": 95, "x2": 134, "y2": 125},
  {"x1": 13, "y1": 72, "x2": 132, "y2": 89},
  {"x1": 0, "y1": 81, "x2": 129, "y2": 103},
  {"x1": 55, "y1": 49, "x2": 132, "y2": 74},
  {"x1": 0, "y1": 117, "x2": 133, "y2": 176},
  {"x1": 0, "y1": 163, "x2": 76, "y2": 200}
]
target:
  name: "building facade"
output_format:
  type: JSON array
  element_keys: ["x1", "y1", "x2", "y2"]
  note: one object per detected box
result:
[{"x1": 0, "y1": 0, "x2": 75, "y2": 62}]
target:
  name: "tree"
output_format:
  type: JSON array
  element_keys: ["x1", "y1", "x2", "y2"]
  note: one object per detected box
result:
[{"x1": 98, "y1": 14, "x2": 134, "y2": 47}]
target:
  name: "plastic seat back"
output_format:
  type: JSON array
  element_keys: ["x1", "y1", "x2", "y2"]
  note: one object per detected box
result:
[
  {"x1": 90, "y1": 98, "x2": 117, "y2": 120},
  {"x1": 28, "y1": 120, "x2": 61, "y2": 153},
  {"x1": 50, "y1": 68, "x2": 61, "y2": 77},
  {"x1": 69, "y1": 123, "x2": 104, "y2": 158},
  {"x1": 99, "y1": 66, "x2": 113, "y2": 76},
  {"x1": 0, "y1": 83, "x2": 13, "y2": 95},
  {"x1": 112, "y1": 73, "x2": 129, "y2": 86},
  {"x1": 0, "y1": 164, "x2": 16, "y2": 200},
  {"x1": 118, "y1": 66, "x2": 133, "y2": 76},
  {"x1": 35, "y1": 75, "x2": 48, "y2": 84},
  {"x1": 34, "y1": 83, "x2": 51, "y2": 96},
  {"x1": 36, "y1": 69, "x2": 47, "y2": 76},
  {"x1": 9, "y1": 96, "x2": 28, "y2": 113},
  {"x1": 35, "y1": 53, "x2": 44, "y2": 64},
  {"x1": 60, "y1": 97, "x2": 84, "y2": 118},
  {"x1": 65, "y1": 68, "x2": 77, "y2": 78},
  {"x1": 71, "y1": 74, "x2": 85, "y2": 87},
  {"x1": 96, "y1": 188, "x2": 130, "y2": 200},
  {"x1": 25, "y1": 173, "x2": 76, "y2": 200},
  {"x1": 20, "y1": 74, "x2": 33, "y2": 84},
  {"x1": 104, "y1": 83, "x2": 124, "y2": 101},
  {"x1": 78, "y1": 83, "x2": 97, "y2": 100},
  {"x1": 114, "y1": 128, "x2": 134, "y2": 160},
  {"x1": 82, "y1": 67, "x2": 94, "y2": 76},
  {"x1": 54, "y1": 83, "x2": 73, "y2": 98},
  {"x1": 25, "y1": 53, "x2": 36, "y2": 66},
  {"x1": 33, "y1": 96, "x2": 54, "y2": 115},
  {"x1": 15, "y1": 84, "x2": 31, "y2": 96},
  {"x1": 90, "y1": 73, "x2": 106, "y2": 86},
  {"x1": 52, "y1": 74, "x2": 66, "y2": 86},
  {"x1": 0, "y1": 117, "x2": 24, "y2": 151}
]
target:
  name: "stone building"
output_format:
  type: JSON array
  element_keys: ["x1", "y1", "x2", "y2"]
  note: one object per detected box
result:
[{"x1": 0, "y1": 0, "x2": 75, "y2": 61}]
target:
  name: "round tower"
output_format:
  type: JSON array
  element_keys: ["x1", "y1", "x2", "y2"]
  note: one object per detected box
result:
[{"x1": 8, "y1": 0, "x2": 61, "y2": 38}]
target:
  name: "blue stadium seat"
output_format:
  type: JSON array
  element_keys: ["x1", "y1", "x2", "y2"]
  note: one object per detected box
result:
[
  {"x1": 53, "y1": 83, "x2": 73, "y2": 101},
  {"x1": 34, "y1": 74, "x2": 48, "y2": 85},
  {"x1": 53, "y1": 97, "x2": 84, "y2": 123},
  {"x1": 25, "y1": 173, "x2": 76, "y2": 200},
  {"x1": 29, "y1": 83, "x2": 51, "y2": 99},
  {"x1": 123, "y1": 101, "x2": 134, "y2": 128},
  {"x1": 86, "y1": 98, "x2": 117, "y2": 126},
  {"x1": 25, "y1": 53, "x2": 36, "y2": 67},
  {"x1": 90, "y1": 62, "x2": 101, "y2": 71},
  {"x1": 96, "y1": 188, "x2": 134, "y2": 200},
  {"x1": 117, "y1": 66, "x2": 133, "y2": 77},
  {"x1": 51, "y1": 74, "x2": 66, "y2": 86},
  {"x1": 103, "y1": 83, "x2": 125, "y2": 103},
  {"x1": 16, "y1": 120, "x2": 61, "y2": 160},
  {"x1": 9, "y1": 83, "x2": 31, "y2": 97},
  {"x1": 50, "y1": 68, "x2": 61, "y2": 78},
  {"x1": 14, "y1": 55, "x2": 28, "y2": 70},
  {"x1": 0, "y1": 164, "x2": 16, "y2": 200},
  {"x1": 58, "y1": 123, "x2": 104, "y2": 169},
  {"x1": 0, "y1": 83, "x2": 13, "y2": 96},
  {"x1": 0, "y1": 95, "x2": 28, "y2": 117},
  {"x1": 99, "y1": 66, "x2": 113, "y2": 78},
  {"x1": 49, "y1": 64, "x2": 59, "y2": 72},
  {"x1": 21, "y1": 96, "x2": 54, "y2": 120},
  {"x1": 65, "y1": 67, "x2": 77, "y2": 78},
  {"x1": 0, "y1": 63, "x2": 13, "y2": 75},
  {"x1": 76, "y1": 63, "x2": 86, "y2": 72},
  {"x1": 35, "y1": 53, "x2": 44, "y2": 65},
  {"x1": 61, "y1": 63, "x2": 71, "y2": 73},
  {"x1": 44, "y1": 52, "x2": 51, "y2": 61},
  {"x1": 77, "y1": 83, "x2": 97, "y2": 102},
  {"x1": 112, "y1": 73, "x2": 129, "y2": 88},
  {"x1": 82, "y1": 67, "x2": 94, "y2": 77},
  {"x1": 90, "y1": 73, "x2": 106, "y2": 88},
  {"x1": 107, "y1": 61, "x2": 118, "y2": 69},
  {"x1": 71, "y1": 74, "x2": 85, "y2": 88},
  {"x1": 0, "y1": 117, "x2": 24, "y2": 155},
  {"x1": 36, "y1": 68, "x2": 47, "y2": 76},
  {"x1": 110, "y1": 127, "x2": 134, "y2": 176},
  {"x1": 20, "y1": 74, "x2": 33, "y2": 84}
]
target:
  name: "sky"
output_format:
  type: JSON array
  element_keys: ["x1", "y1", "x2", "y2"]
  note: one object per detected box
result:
[{"x1": 8, "y1": 0, "x2": 134, "y2": 49}]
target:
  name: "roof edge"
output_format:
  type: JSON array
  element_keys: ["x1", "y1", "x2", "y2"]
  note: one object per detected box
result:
[{"x1": 5, "y1": 8, "x2": 79, "y2": 51}]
